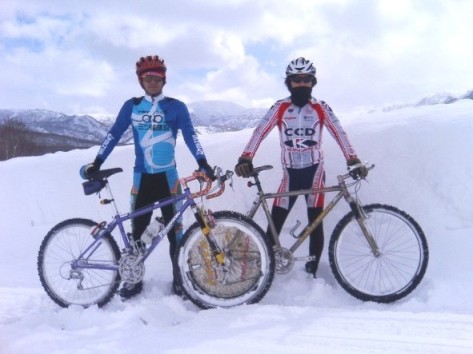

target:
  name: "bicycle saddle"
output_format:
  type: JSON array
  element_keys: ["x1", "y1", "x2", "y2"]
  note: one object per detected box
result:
[
  {"x1": 88, "y1": 168, "x2": 123, "y2": 180},
  {"x1": 250, "y1": 165, "x2": 273, "y2": 177}
]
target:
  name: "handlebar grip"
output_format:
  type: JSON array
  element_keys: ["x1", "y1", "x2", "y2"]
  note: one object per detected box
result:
[{"x1": 343, "y1": 162, "x2": 375, "y2": 180}]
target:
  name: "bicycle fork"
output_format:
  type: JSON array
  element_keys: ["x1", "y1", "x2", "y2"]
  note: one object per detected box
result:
[
  {"x1": 192, "y1": 205, "x2": 226, "y2": 265},
  {"x1": 339, "y1": 179, "x2": 381, "y2": 257},
  {"x1": 347, "y1": 200, "x2": 381, "y2": 257}
]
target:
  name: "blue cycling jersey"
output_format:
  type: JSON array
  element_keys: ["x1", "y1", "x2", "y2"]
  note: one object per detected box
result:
[{"x1": 97, "y1": 94, "x2": 205, "y2": 173}]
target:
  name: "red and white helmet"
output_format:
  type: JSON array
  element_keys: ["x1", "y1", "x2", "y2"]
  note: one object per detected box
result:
[{"x1": 285, "y1": 57, "x2": 316, "y2": 77}]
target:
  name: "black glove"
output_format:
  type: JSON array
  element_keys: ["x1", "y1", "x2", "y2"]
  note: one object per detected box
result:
[
  {"x1": 197, "y1": 158, "x2": 216, "y2": 181},
  {"x1": 347, "y1": 157, "x2": 368, "y2": 180},
  {"x1": 80, "y1": 157, "x2": 103, "y2": 179},
  {"x1": 234, "y1": 157, "x2": 253, "y2": 178}
]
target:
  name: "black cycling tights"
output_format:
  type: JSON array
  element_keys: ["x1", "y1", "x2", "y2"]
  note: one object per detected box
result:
[{"x1": 132, "y1": 172, "x2": 177, "y2": 259}]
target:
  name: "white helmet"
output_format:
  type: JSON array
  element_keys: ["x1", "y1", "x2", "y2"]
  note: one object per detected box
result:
[{"x1": 286, "y1": 57, "x2": 316, "y2": 77}]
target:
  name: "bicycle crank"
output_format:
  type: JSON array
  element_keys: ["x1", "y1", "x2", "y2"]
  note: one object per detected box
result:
[
  {"x1": 118, "y1": 254, "x2": 145, "y2": 284},
  {"x1": 274, "y1": 247, "x2": 294, "y2": 274}
]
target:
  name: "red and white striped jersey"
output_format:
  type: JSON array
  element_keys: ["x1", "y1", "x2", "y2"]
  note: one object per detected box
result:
[{"x1": 241, "y1": 97, "x2": 358, "y2": 169}]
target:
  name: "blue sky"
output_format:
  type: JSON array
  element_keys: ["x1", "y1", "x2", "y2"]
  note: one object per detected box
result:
[{"x1": 1, "y1": 0, "x2": 472, "y2": 116}]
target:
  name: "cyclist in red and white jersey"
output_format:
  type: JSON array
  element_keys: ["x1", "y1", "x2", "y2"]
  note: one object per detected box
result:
[{"x1": 235, "y1": 57, "x2": 367, "y2": 277}]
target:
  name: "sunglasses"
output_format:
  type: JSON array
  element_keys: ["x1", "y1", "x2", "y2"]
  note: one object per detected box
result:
[
  {"x1": 142, "y1": 76, "x2": 164, "y2": 83},
  {"x1": 290, "y1": 76, "x2": 313, "y2": 84}
]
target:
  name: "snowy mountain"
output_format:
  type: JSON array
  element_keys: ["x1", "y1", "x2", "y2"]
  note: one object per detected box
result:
[
  {"x1": 188, "y1": 101, "x2": 267, "y2": 132},
  {"x1": 0, "y1": 109, "x2": 111, "y2": 142},
  {"x1": 0, "y1": 101, "x2": 266, "y2": 147},
  {"x1": 377, "y1": 89, "x2": 473, "y2": 112},
  {"x1": 1, "y1": 89, "x2": 471, "y2": 147}
]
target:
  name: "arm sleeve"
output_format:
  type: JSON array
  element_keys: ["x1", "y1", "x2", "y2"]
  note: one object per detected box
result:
[
  {"x1": 96, "y1": 100, "x2": 133, "y2": 162},
  {"x1": 319, "y1": 101, "x2": 357, "y2": 160},
  {"x1": 176, "y1": 101, "x2": 206, "y2": 161},
  {"x1": 241, "y1": 101, "x2": 283, "y2": 159}
]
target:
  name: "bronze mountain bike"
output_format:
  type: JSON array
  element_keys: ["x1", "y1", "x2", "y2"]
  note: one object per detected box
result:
[{"x1": 242, "y1": 163, "x2": 428, "y2": 303}]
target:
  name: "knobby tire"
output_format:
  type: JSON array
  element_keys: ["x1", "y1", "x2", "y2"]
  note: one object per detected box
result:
[{"x1": 329, "y1": 204, "x2": 428, "y2": 303}]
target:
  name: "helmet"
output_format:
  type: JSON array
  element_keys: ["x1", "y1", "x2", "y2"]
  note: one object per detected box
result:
[
  {"x1": 136, "y1": 55, "x2": 167, "y2": 77},
  {"x1": 285, "y1": 57, "x2": 316, "y2": 77}
]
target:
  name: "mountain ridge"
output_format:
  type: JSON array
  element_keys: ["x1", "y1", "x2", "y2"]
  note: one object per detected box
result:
[{"x1": 1, "y1": 89, "x2": 471, "y2": 145}]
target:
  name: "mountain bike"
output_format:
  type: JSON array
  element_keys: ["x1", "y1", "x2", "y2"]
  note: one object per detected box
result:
[
  {"x1": 37, "y1": 166, "x2": 273, "y2": 309},
  {"x1": 243, "y1": 163, "x2": 429, "y2": 303}
]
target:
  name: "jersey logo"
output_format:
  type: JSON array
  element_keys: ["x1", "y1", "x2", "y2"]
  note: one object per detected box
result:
[
  {"x1": 284, "y1": 139, "x2": 317, "y2": 148},
  {"x1": 285, "y1": 127, "x2": 316, "y2": 136}
]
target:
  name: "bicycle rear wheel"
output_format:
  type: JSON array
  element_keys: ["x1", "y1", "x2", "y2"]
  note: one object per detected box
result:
[
  {"x1": 37, "y1": 218, "x2": 121, "y2": 308},
  {"x1": 174, "y1": 211, "x2": 274, "y2": 309},
  {"x1": 329, "y1": 204, "x2": 428, "y2": 303}
]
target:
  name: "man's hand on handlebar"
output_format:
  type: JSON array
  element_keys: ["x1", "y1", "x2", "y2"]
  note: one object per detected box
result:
[
  {"x1": 197, "y1": 158, "x2": 216, "y2": 181},
  {"x1": 347, "y1": 158, "x2": 369, "y2": 180}
]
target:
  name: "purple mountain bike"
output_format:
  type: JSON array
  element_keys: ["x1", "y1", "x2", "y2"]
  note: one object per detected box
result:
[{"x1": 37, "y1": 167, "x2": 274, "y2": 309}]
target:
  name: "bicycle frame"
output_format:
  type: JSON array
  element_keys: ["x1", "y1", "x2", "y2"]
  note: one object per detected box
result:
[
  {"x1": 246, "y1": 166, "x2": 379, "y2": 257},
  {"x1": 72, "y1": 172, "x2": 224, "y2": 273}
]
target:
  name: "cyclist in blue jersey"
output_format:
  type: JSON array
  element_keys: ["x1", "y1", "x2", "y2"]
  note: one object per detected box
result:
[{"x1": 81, "y1": 55, "x2": 215, "y2": 299}]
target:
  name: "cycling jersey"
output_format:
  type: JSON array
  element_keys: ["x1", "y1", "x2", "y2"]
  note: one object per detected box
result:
[
  {"x1": 97, "y1": 94, "x2": 205, "y2": 173},
  {"x1": 241, "y1": 97, "x2": 357, "y2": 169}
]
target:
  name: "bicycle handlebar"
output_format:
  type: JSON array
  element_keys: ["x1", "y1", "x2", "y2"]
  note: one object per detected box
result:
[
  {"x1": 81, "y1": 166, "x2": 233, "y2": 200},
  {"x1": 179, "y1": 168, "x2": 234, "y2": 200},
  {"x1": 343, "y1": 162, "x2": 375, "y2": 181},
  {"x1": 247, "y1": 162, "x2": 375, "y2": 183}
]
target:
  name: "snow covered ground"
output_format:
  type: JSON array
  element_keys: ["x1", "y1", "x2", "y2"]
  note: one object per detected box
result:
[{"x1": 1, "y1": 100, "x2": 473, "y2": 353}]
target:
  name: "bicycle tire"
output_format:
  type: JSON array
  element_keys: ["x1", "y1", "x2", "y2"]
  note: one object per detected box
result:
[
  {"x1": 329, "y1": 204, "x2": 428, "y2": 303},
  {"x1": 174, "y1": 211, "x2": 274, "y2": 309},
  {"x1": 37, "y1": 218, "x2": 121, "y2": 308}
]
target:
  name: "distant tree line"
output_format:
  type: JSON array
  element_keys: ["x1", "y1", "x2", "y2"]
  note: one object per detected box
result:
[{"x1": 0, "y1": 118, "x2": 100, "y2": 161}]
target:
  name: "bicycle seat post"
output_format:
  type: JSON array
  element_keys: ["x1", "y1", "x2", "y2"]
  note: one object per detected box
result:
[
  {"x1": 248, "y1": 165, "x2": 273, "y2": 194},
  {"x1": 249, "y1": 174, "x2": 262, "y2": 192},
  {"x1": 103, "y1": 180, "x2": 121, "y2": 215}
]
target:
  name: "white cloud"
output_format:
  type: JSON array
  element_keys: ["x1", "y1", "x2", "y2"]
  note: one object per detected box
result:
[{"x1": 0, "y1": 0, "x2": 472, "y2": 115}]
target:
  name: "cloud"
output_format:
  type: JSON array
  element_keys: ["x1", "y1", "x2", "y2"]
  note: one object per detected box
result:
[{"x1": 0, "y1": 0, "x2": 472, "y2": 115}]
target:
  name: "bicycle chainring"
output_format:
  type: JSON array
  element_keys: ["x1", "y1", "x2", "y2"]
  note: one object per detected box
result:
[
  {"x1": 118, "y1": 254, "x2": 145, "y2": 284},
  {"x1": 274, "y1": 247, "x2": 294, "y2": 274}
]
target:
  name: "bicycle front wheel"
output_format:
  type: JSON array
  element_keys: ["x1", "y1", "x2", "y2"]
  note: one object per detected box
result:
[
  {"x1": 329, "y1": 204, "x2": 428, "y2": 303},
  {"x1": 37, "y1": 218, "x2": 121, "y2": 308},
  {"x1": 175, "y1": 211, "x2": 274, "y2": 309}
]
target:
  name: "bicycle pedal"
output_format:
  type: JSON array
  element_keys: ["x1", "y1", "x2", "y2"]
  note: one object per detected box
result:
[{"x1": 304, "y1": 260, "x2": 318, "y2": 277}]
